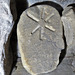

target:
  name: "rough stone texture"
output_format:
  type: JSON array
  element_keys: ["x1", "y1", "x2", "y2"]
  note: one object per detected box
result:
[
  {"x1": 0, "y1": 0, "x2": 15, "y2": 75},
  {"x1": 27, "y1": 0, "x2": 75, "y2": 8},
  {"x1": 17, "y1": 5, "x2": 64, "y2": 75},
  {"x1": 61, "y1": 6, "x2": 75, "y2": 73},
  {"x1": 61, "y1": 6, "x2": 75, "y2": 57}
]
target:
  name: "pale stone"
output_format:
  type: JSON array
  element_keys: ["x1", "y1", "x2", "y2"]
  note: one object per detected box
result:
[
  {"x1": 61, "y1": 6, "x2": 75, "y2": 73},
  {"x1": 17, "y1": 5, "x2": 64, "y2": 75},
  {"x1": 61, "y1": 6, "x2": 75, "y2": 57},
  {"x1": 0, "y1": 0, "x2": 17, "y2": 75}
]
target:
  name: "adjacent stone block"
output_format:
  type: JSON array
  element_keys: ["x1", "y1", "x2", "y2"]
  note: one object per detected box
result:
[
  {"x1": 61, "y1": 6, "x2": 75, "y2": 73},
  {"x1": 61, "y1": 6, "x2": 75, "y2": 57},
  {"x1": 17, "y1": 5, "x2": 64, "y2": 75}
]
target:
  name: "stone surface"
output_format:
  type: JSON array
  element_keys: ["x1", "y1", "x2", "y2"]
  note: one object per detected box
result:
[
  {"x1": 27, "y1": 0, "x2": 75, "y2": 8},
  {"x1": 17, "y1": 5, "x2": 64, "y2": 75},
  {"x1": 61, "y1": 6, "x2": 75, "y2": 57},
  {"x1": 0, "y1": 0, "x2": 15, "y2": 75},
  {"x1": 61, "y1": 6, "x2": 75, "y2": 73}
]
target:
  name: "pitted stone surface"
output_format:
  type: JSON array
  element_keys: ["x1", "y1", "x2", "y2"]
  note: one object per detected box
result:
[{"x1": 17, "y1": 5, "x2": 64, "y2": 75}]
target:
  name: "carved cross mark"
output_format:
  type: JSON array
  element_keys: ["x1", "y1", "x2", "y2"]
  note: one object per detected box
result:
[{"x1": 27, "y1": 7, "x2": 55, "y2": 40}]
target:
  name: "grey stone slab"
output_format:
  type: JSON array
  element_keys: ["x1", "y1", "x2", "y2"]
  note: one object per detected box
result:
[{"x1": 17, "y1": 5, "x2": 64, "y2": 75}]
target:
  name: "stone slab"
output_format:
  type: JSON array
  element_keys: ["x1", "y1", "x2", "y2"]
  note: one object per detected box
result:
[{"x1": 17, "y1": 5, "x2": 64, "y2": 75}]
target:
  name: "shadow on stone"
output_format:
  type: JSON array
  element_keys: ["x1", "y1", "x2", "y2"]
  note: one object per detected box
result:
[
  {"x1": 15, "y1": 0, "x2": 28, "y2": 18},
  {"x1": 59, "y1": 23, "x2": 67, "y2": 65},
  {"x1": 59, "y1": 3, "x2": 75, "y2": 65},
  {"x1": 68, "y1": 3, "x2": 75, "y2": 13},
  {"x1": 10, "y1": 0, "x2": 28, "y2": 75}
]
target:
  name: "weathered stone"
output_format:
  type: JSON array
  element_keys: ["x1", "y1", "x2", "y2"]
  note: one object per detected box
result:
[
  {"x1": 17, "y1": 5, "x2": 64, "y2": 75},
  {"x1": 0, "y1": 0, "x2": 16, "y2": 75},
  {"x1": 61, "y1": 6, "x2": 75, "y2": 57},
  {"x1": 61, "y1": 6, "x2": 75, "y2": 73}
]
